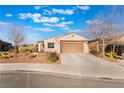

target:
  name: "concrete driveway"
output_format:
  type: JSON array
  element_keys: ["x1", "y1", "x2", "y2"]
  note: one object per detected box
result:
[
  {"x1": 1, "y1": 53, "x2": 124, "y2": 80},
  {"x1": 60, "y1": 53, "x2": 124, "y2": 79}
]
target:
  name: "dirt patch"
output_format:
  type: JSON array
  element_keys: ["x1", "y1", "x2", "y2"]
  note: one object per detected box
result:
[{"x1": 0, "y1": 53, "x2": 61, "y2": 64}]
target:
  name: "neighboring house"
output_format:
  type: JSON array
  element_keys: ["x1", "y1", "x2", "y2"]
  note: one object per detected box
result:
[
  {"x1": 0, "y1": 39, "x2": 12, "y2": 51},
  {"x1": 38, "y1": 33, "x2": 89, "y2": 53},
  {"x1": 116, "y1": 35, "x2": 124, "y2": 43},
  {"x1": 88, "y1": 38, "x2": 111, "y2": 53},
  {"x1": 105, "y1": 35, "x2": 124, "y2": 56},
  {"x1": 89, "y1": 35, "x2": 124, "y2": 56}
]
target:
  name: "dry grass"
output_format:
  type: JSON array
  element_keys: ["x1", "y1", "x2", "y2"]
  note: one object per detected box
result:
[{"x1": 0, "y1": 52, "x2": 61, "y2": 64}]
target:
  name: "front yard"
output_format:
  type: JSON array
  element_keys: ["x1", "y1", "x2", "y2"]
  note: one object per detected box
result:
[{"x1": 0, "y1": 52, "x2": 61, "y2": 64}]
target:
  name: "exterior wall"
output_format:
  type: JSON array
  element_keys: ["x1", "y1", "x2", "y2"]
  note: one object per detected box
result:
[
  {"x1": 38, "y1": 42, "x2": 44, "y2": 52},
  {"x1": 44, "y1": 38, "x2": 59, "y2": 53},
  {"x1": 38, "y1": 43, "x2": 41, "y2": 52},
  {"x1": 83, "y1": 41, "x2": 89, "y2": 53},
  {"x1": 38, "y1": 33, "x2": 89, "y2": 53}
]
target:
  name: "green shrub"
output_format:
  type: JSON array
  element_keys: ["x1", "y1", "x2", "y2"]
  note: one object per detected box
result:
[
  {"x1": 0, "y1": 53, "x2": 13, "y2": 59},
  {"x1": 48, "y1": 52, "x2": 59, "y2": 62},
  {"x1": 90, "y1": 49, "x2": 99, "y2": 56},
  {"x1": 49, "y1": 56, "x2": 59, "y2": 62}
]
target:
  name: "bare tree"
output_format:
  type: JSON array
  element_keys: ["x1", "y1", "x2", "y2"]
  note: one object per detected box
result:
[
  {"x1": 109, "y1": 25, "x2": 123, "y2": 52},
  {"x1": 89, "y1": 19, "x2": 123, "y2": 57},
  {"x1": 89, "y1": 18, "x2": 110, "y2": 57},
  {"x1": 88, "y1": 6, "x2": 124, "y2": 58},
  {"x1": 8, "y1": 25, "x2": 25, "y2": 53}
]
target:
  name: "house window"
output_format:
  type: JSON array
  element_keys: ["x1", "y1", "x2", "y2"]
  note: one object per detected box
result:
[{"x1": 48, "y1": 43, "x2": 54, "y2": 48}]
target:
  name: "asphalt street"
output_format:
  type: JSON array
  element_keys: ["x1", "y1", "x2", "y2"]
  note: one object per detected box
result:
[{"x1": 0, "y1": 71, "x2": 124, "y2": 88}]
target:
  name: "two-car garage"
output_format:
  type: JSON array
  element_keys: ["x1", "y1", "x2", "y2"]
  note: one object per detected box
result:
[{"x1": 60, "y1": 41, "x2": 84, "y2": 53}]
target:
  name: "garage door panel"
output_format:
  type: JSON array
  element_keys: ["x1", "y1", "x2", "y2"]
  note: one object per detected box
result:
[{"x1": 61, "y1": 42, "x2": 84, "y2": 53}]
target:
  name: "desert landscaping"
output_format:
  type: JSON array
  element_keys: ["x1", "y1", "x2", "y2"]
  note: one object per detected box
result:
[
  {"x1": 0, "y1": 52, "x2": 60, "y2": 64},
  {"x1": 0, "y1": 44, "x2": 61, "y2": 64}
]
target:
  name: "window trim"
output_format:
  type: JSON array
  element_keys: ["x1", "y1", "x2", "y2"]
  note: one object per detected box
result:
[{"x1": 48, "y1": 43, "x2": 55, "y2": 48}]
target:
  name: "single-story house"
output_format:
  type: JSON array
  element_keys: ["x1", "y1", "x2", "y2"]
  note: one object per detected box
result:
[
  {"x1": 0, "y1": 39, "x2": 12, "y2": 51},
  {"x1": 38, "y1": 33, "x2": 89, "y2": 53}
]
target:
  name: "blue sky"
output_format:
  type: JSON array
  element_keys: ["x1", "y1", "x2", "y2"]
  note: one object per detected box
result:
[{"x1": 0, "y1": 5, "x2": 124, "y2": 44}]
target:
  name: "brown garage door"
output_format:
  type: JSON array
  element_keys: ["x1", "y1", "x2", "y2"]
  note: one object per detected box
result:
[{"x1": 61, "y1": 41, "x2": 84, "y2": 53}]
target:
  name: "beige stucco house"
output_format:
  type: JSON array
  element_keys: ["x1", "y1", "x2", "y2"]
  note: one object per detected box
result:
[{"x1": 38, "y1": 33, "x2": 89, "y2": 53}]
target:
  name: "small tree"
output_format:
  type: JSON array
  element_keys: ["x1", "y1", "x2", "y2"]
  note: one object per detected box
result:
[{"x1": 8, "y1": 25, "x2": 25, "y2": 54}]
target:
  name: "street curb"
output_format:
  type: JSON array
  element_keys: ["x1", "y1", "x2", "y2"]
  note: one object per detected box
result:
[{"x1": 1, "y1": 70, "x2": 124, "y2": 82}]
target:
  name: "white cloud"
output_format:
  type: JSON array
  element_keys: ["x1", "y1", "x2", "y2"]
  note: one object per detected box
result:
[
  {"x1": 19, "y1": 13, "x2": 32, "y2": 20},
  {"x1": 43, "y1": 9, "x2": 52, "y2": 15},
  {"x1": 77, "y1": 6, "x2": 90, "y2": 11},
  {"x1": 43, "y1": 21, "x2": 74, "y2": 31},
  {"x1": 43, "y1": 23, "x2": 53, "y2": 27},
  {"x1": 32, "y1": 13, "x2": 42, "y2": 23},
  {"x1": 19, "y1": 13, "x2": 59, "y2": 23},
  {"x1": 55, "y1": 21, "x2": 74, "y2": 28},
  {"x1": 19, "y1": 13, "x2": 42, "y2": 23},
  {"x1": 34, "y1": 6, "x2": 41, "y2": 10},
  {"x1": 43, "y1": 21, "x2": 74, "y2": 29},
  {"x1": 52, "y1": 8, "x2": 74, "y2": 15},
  {"x1": 33, "y1": 27, "x2": 54, "y2": 32},
  {"x1": 44, "y1": 8, "x2": 75, "y2": 15},
  {"x1": 5, "y1": 13, "x2": 13, "y2": 17},
  {"x1": 61, "y1": 17, "x2": 65, "y2": 20},
  {"x1": 86, "y1": 19, "x2": 104, "y2": 25},
  {"x1": 41, "y1": 17, "x2": 59, "y2": 23}
]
